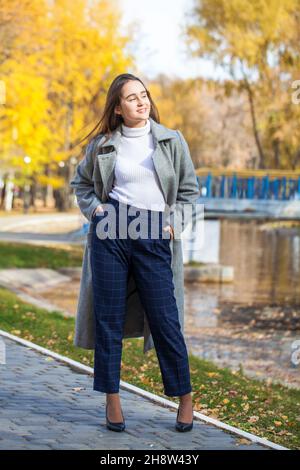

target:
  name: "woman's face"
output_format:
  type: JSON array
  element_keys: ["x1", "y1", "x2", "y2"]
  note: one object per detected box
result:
[{"x1": 115, "y1": 80, "x2": 151, "y2": 127}]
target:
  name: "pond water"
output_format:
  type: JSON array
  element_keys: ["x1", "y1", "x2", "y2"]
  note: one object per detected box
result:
[{"x1": 185, "y1": 219, "x2": 300, "y2": 389}]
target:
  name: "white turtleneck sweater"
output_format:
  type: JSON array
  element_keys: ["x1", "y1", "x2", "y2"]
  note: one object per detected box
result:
[{"x1": 108, "y1": 119, "x2": 166, "y2": 211}]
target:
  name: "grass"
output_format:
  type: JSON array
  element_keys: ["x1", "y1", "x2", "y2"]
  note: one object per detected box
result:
[
  {"x1": 0, "y1": 286, "x2": 299, "y2": 449},
  {"x1": 259, "y1": 220, "x2": 300, "y2": 231},
  {"x1": 0, "y1": 241, "x2": 210, "y2": 270},
  {"x1": 0, "y1": 241, "x2": 84, "y2": 269},
  {"x1": 185, "y1": 261, "x2": 206, "y2": 267}
]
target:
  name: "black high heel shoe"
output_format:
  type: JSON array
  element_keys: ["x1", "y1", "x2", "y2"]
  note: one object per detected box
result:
[
  {"x1": 106, "y1": 404, "x2": 126, "y2": 432},
  {"x1": 175, "y1": 406, "x2": 193, "y2": 432}
]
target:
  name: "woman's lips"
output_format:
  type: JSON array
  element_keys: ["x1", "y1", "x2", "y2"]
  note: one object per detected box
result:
[{"x1": 137, "y1": 109, "x2": 147, "y2": 113}]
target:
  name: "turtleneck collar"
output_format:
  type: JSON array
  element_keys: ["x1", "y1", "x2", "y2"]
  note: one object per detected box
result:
[{"x1": 121, "y1": 119, "x2": 150, "y2": 138}]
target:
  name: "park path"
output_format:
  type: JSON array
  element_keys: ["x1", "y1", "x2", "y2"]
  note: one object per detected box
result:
[
  {"x1": 0, "y1": 212, "x2": 85, "y2": 245},
  {"x1": 0, "y1": 333, "x2": 279, "y2": 450}
]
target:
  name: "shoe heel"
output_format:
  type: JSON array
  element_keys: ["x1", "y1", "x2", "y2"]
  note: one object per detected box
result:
[
  {"x1": 106, "y1": 404, "x2": 126, "y2": 432},
  {"x1": 175, "y1": 406, "x2": 193, "y2": 432}
]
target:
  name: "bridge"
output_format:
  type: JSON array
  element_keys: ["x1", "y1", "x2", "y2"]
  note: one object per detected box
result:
[
  {"x1": 196, "y1": 168, "x2": 300, "y2": 200},
  {"x1": 195, "y1": 168, "x2": 300, "y2": 219}
]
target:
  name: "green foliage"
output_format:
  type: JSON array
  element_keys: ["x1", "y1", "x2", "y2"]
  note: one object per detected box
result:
[{"x1": 0, "y1": 241, "x2": 83, "y2": 269}]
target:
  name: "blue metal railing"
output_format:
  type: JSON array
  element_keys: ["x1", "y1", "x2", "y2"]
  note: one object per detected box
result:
[{"x1": 197, "y1": 174, "x2": 300, "y2": 200}]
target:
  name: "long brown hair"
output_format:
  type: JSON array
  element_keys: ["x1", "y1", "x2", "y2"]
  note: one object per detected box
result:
[{"x1": 78, "y1": 73, "x2": 160, "y2": 147}]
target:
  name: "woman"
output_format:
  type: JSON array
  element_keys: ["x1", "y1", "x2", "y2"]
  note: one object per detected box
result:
[{"x1": 70, "y1": 73, "x2": 199, "y2": 433}]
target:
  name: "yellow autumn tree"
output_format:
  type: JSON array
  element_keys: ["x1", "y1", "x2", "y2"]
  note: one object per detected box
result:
[
  {"x1": 184, "y1": 0, "x2": 300, "y2": 169},
  {"x1": 0, "y1": 0, "x2": 135, "y2": 210}
]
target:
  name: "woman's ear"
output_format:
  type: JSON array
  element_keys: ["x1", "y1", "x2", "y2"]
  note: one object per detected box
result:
[{"x1": 114, "y1": 105, "x2": 121, "y2": 116}]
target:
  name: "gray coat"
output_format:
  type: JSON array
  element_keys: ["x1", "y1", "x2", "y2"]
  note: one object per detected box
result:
[{"x1": 69, "y1": 117, "x2": 199, "y2": 354}]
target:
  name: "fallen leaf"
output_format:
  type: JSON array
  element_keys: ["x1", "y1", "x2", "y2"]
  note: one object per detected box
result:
[
  {"x1": 248, "y1": 416, "x2": 259, "y2": 423},
  {"x1": 236, "y1": 438, "x2": 253, "y2": 446}
]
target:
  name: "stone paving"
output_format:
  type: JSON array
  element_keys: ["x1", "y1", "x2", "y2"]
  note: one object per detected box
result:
[{"x1": 0, "y1": 335, "x2": 271, "y2": 450}]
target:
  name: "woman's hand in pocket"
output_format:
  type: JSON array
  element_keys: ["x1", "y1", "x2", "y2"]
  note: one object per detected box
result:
[
  {"x1": 93, "y1": 204, "x2": 104, "y2": 217},
  {"x1": 163, "y1": 224, "x2": 174, "y2": 240}
]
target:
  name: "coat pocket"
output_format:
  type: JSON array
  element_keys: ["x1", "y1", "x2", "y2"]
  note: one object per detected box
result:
[{"x1": 96, "y1": 145, "x2": 114, "y2": 155}]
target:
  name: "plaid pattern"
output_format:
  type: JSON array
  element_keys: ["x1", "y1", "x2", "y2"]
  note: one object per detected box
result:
[{"x1": 90, "y1": 197, "x2": 192, "y2": 397}]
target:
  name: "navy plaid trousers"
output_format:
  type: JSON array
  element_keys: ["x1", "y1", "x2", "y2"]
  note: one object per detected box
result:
[{"x1": 90, "y1": 196, "x2": 192, "y2": 397}]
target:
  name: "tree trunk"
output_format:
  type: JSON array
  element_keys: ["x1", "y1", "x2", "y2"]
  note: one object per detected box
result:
[
  {"x1": 273, "y1": 138, "x2": 280, "y2": 168},
  {"x1": 244, "y1": 79, "x2": 266, "y2": 169}
]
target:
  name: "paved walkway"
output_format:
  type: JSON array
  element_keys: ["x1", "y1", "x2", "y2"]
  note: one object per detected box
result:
[
  {"x1": 0, "y1": 268, "x2": 78, "y2": 318},
  {"x1": 0, "y1": 335, "x2": 273, "y2": 450},
  {"x1": 0, "y1": 213, "x2": 85, "y2": 245}
]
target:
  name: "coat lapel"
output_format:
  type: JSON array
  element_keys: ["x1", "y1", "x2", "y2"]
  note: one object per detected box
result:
[{"x1": 95, "y1": 117, "x2": 177, "y2": 203}]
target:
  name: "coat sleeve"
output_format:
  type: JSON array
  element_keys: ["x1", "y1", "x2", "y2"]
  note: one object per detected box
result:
[
  {"x1": 69, "y1": 139, "x2": 102, "y2": 222},
  {"x1": 168, "y1": 130, "x2": 200, "y2": 238}
]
